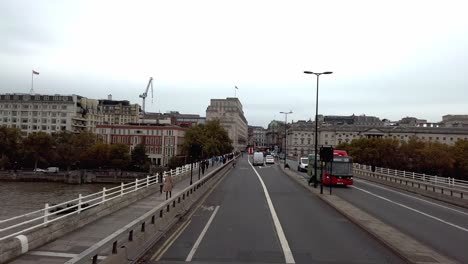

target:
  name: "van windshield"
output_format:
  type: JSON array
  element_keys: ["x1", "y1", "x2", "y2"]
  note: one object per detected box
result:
[{"x1": 301, "y1": 158, "x2": 308, "y2": 164}]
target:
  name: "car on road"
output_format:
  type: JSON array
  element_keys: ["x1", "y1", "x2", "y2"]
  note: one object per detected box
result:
[
  {"x1": 297, "y1": 157, "x2": 309, "y2": 172},
  {"x1": 265, "y1": 155, "x2": 275, "y2": 164},
  {"x1": 33, "y1": 168, "x2": 47, "y2": 172}
]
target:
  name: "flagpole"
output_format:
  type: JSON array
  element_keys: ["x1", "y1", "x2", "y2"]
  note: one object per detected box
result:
[{"x1": 30, "y1": 71, "x2": 34, "y2": 94}]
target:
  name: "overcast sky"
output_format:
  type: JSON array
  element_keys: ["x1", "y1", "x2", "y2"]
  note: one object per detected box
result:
[{"x1": 1, "y1": 0, "x2": 467, "y2": 127}]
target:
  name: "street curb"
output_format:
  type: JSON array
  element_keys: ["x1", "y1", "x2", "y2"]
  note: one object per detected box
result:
[{"x1": 278, "y1": 164, "x2": 459, "y2": 264}]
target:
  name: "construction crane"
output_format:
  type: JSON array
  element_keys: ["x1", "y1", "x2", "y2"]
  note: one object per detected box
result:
[{"x1": 139, "y1": 77, "x2": 153, "y2": 114}]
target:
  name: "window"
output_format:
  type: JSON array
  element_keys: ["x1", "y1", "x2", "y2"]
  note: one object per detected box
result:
[
  {"x1": 3, "y1": 118, "x2": 7, "y2": 122},
  {"x1": 33, "y1": 119, "x2": 38, "y2": 123},
  {"x1": 52, "y1": 105, "x2": 57, "y2": 110},
  {"x1": 61, "y1": 113, "x2": 66, "y2": 117},
  {"x1": 51, "y1": 119, "x2": 56, "y2": 124},
  {"x1": 61, "y1": 120, "x2": 67, "y2": 124},
  {"x1": 12, "y1": 111, "x2": 17, "y2": 116},
  {"x1": 42, "y1": 125, "x2": 47, "y2": 130},
  {"x1": 43, "y1": 105, "x2": 48, "y2": 109},
  {"x1": 21, "y1": 125, "x2": 28, "y2": 130},
  {"x1": 61, "y1": 105, "x2": 67, "y2": 110},
  {"x1": 33, "y1": 105, "x2": 39, "y2": 109},
  {"x1": 22, "y1": 118, "x2": 28, "y2": 123}
]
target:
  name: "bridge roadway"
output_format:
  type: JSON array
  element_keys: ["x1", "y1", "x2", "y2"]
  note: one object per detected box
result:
[
  {"x1": 147, "y1": 155, "x2": 403, "y2": 264},
  {"x1": 287, "y1": 159, "x2": 468, "y2": 263}
]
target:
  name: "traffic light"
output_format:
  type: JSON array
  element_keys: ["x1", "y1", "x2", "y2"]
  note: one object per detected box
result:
[{"x1": 320, "y1": 146, "x2": 334, "y2": 162}]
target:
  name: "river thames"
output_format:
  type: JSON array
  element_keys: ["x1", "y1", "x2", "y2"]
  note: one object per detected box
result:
[{"x1": 0, "y1": 182, "x2": 117, "y2": 220}]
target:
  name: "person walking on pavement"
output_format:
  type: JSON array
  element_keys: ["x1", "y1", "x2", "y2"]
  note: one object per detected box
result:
[
  {"x1": 163, "y1": 173, "x2": 174, "y2": 200},
  {"x1": 158, "y1": 172, "x2": 164, "y2": 194},
  {"x1": 201, "y1": 160, "x2": 206, "y2": 175}
]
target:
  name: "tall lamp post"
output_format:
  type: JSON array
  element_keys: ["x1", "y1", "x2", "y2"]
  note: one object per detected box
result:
[
  {"x1": 304, "y1": 71, "x2": 333, "y2": 194},
  {"x1": 280, "y1": 111, "x2": 293, "y2": 168}
]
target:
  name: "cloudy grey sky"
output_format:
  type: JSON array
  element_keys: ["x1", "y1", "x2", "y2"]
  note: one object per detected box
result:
[{"x1": 1, "y1": 0, "x2": 467, "y2": 127}]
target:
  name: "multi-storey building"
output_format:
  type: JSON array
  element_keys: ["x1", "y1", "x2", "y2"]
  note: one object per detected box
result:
[
  {"x1": 0, "y1": 93, "x2": 100, "y2": 135},
  {"x1": 206, "y1": 97, "x2": 248, "y2": 151},
  {"x1": 96, "y1": 124, "x2": 186, "y2": 166},
  {"x1": 248, "y1": 126, "x2": 267, "y2": 148},
  {"x1": 99, "y1": 96, "x2": 140, "y2": 125},
  {"x1": 440, "y1": 115, "x2": 468, "y2": 128}
]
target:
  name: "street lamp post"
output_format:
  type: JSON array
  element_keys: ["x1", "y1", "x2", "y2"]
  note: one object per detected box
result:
[
  {"x1": 280, "y1": 111, "x2": 293, "y2": 168},
  {"x1": 304, "y1": 71, "x2": 333, "y2": 194}
]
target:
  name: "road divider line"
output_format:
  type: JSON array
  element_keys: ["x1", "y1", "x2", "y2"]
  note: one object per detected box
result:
[
  {"x1": 185, "y1": 205, "x2": 220, "y2": 262},
  {"x1": 352, "y1": 185, "x2": 468, "y2": 233},
  {"x1": 356, "y1": 179, "x2": 468, "y2": 217},
  {"x1": 249, "y1": 159, "x2": 295, "y2": 264},
  {"x1": 151, "y1": 219, "x2": 191, "y2": 261}
]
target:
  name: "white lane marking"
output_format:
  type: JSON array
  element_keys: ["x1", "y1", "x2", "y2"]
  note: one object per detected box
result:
[
  {"x1": 29, "y1": 251, "x2": 106, "y2": 259},
  {"x1": 15, "y1": 235, "x2": 28, "y2": 253},
  {"x1": 355, "y1": 179, "x2": 468, "y2": 217},
  {"x1": 352, "y1": 185, "x2": 468, "y2": 233},
  {"x1": 248, "y1": 159, "x2": 295, "y2": 264},
  {"x1": 185, "y1": 205, "x2": 220, "y2": 262}
]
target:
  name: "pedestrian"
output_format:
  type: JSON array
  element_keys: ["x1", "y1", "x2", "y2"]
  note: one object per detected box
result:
[
  {"x1": 163, "y1": 173, "x2": 174, "y2": 200},
  {"x1": 201, "y1": 160, "x2": 206, "y2": 175},
  {"x1": 211, "y1": 156, "x2": 215, "y2": 167},
  {"x1": 205, "y1": 159, "x2": 209, "y2": 170},
  {"x1": 158, "y1": 173, "x2": 164, "y2": 193}
]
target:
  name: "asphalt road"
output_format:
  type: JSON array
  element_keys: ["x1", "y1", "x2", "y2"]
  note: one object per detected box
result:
[
  {"x1": 287, "y1": 158, "x2": 468, "y2": 263},
  {"x1": 154, "y1": 156, "x2": 403, "y2": 264}
]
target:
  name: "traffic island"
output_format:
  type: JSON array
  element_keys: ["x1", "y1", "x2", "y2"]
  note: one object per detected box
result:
[{"x1": 278, "y1": 164, "x2": 458, "y2": 264}]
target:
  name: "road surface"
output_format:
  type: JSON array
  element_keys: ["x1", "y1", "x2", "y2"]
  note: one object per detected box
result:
[{"x1": 150, "y1": 156, "x2": 403, "y2": 263}]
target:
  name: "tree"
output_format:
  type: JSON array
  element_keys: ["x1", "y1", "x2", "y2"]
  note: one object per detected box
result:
[
  {"x1": 131, "y1": 143, "x2": 148, "y2": 170},
  {"x1": 453, "y1": 140, "x2": 468, "y2": 179},
  {"x1": 0, "y1": 127, "x2": 22, "y2": 169},
  {"x1": 182, "y1": 120, "x2": 233, "y2": 161},
  {"x1": 81, "y1": 143, "x2": 111, "y2": 169},
  {"x1": 23, "y1": 132, "x2": 55, "y2": 169},
  {"x1": 109, "y1": 143, "x2": 130, "y2": 169}
]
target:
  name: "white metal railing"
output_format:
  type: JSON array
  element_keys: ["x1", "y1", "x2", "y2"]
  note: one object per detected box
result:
[
  {"x1": 0, "y1": 161, "x2": 205, "y2": 241},
  {"x1": 354, "y1": 164, "x2": 468, "y2": 191}
]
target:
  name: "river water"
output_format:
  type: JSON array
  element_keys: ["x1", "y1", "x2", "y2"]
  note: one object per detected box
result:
[{"x1": 0, "y1": 182, "x2": 117, "y2": 220}]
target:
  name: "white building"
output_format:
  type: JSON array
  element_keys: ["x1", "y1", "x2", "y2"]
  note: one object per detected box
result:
[
  {"x1": 0, "y1": 93, "x2": 100, "y2": 135},
  {"x1": 206, "y1": 97, "x2": 248, "y2": 151}
]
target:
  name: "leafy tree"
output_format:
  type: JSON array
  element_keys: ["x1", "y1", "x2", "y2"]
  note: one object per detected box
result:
[
  {"x1": 23, "y1": 132, "x2": 55, "y2": 169},
  {"x1": 81, "y1": 143, "x2": 111, "y2": 169},
  {"x1": 0, "y1": 127, "x2": 22, "y2": 169},
  {"x1": 182, "y1": 120, "x2": 233, "y2": 161},
  {"x1": 109, "y1": 143, "x2": 130, "y2": 169},
  {"x1": 131, "y1": 143, "x2": 148, "y2": 169},
  {"x1": 453, "y1": 140, "x2": 468, "y2": 179}
]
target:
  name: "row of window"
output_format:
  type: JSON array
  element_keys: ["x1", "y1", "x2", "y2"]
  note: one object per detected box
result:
[
  {"x1": 1, "y1": 118, "x2": 67, "y2": 124},
  {"x1": 5, "y1": 124, "x2": 67, "y2": 131},
  {"x1": 0, "y1": 104, "x2": 68, "y2": 110},
  {"x1": 106, "y1": 128, "x2": 176, "y2": 136},
  {"x1": 2, "y1": 95, "x2": 70, "y2": 101},
  {"x1": 2, "y1": 111, "x2": 68, "y2": 117}
]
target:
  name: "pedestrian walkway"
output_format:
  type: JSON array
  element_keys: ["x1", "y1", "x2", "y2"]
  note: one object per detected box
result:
[{"x1": 10, "y1": 163, "x2": 222, "y2": 264}]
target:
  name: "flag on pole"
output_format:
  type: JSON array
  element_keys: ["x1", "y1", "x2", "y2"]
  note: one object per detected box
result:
[
  {"x1": 235, "y1": 86, "x2": 238, "y2": 89},
  {"x1": 32, "y1": 70, "x2": 40, "y2": 75}
]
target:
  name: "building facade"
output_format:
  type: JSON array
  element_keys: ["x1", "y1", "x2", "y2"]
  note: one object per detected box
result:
[
  {"x1": 0, "y1": 93, "x2": 100, "y2": 135},
  {"x1": 99, "y1": 98, "x2": 140, "y2": 125},
  {"x1": 206, "y1": 97, "x2": 248, "y2": 151},
  {"x1": 286, "y1": 122, "x2": 468, "y2": 157},
  {"x1": 96, "y1": 124, "x2": 186, "y2": 166},
  {"x1": 248, "y1": 126, "x2": 267, "y2": 148}
]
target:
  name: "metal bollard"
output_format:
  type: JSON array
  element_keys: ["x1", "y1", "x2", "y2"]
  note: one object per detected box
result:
[{"x1": 102, "y1": 187, "x2": 106, "y2": 202}]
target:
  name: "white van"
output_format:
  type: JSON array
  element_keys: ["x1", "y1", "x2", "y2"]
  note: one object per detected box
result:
[{"x1": 252, "y1": 152, "x2": 264, "y2": 166}]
